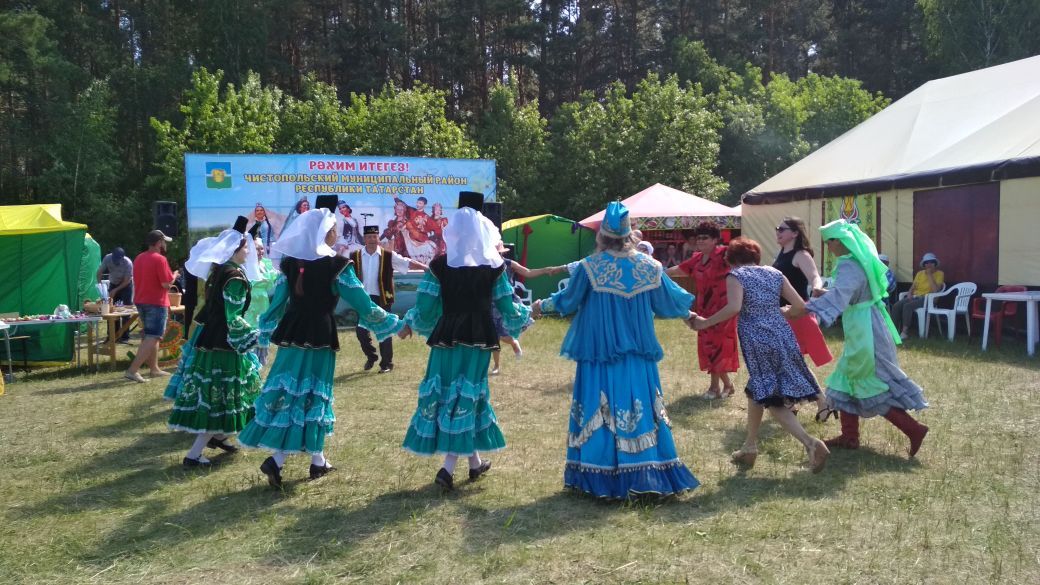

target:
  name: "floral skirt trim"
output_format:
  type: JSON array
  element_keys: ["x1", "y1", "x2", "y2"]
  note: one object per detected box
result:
[
  {"x1": 402, "y1": 346, "x2": 505, "y2": 456},
  {"x1": 163, "y1": 325, "x2": 204, "y2": 401},
  {"x1": 166, "y1": 348, "x2": 261, "y2": 434},
  {"x1": 564, "y1": 460, "x2": 699, "y2": 500}
]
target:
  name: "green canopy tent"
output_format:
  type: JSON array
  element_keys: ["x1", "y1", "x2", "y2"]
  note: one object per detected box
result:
[
  {"x1": 501, "y1": 214, "x2": 595, "y2": 299},
  {"x1": 79, "y1": 234, "x2": 102, "y2": 304},
  {"x1": 0, "y1": 204, "x2": 88, "y2": 362}
]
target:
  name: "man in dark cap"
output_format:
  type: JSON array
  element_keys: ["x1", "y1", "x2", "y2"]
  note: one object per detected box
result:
[
  {"x1": 350, "y1": 225, "x2": 426, "y2": 373},
  {"x1": 98, "y1": 246, "x2": 135, "y2": 342},
  {"x1": 125, "y1": 230, "x2": 178, "y2": 383}
]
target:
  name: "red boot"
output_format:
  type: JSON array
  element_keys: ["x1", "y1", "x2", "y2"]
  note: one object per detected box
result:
[
  {"x1": 824, "y1": 411, "x2": 860, "y2": 449},
  {"x1": 883, "y1": 408, "x2": 928, "y2": 457}
]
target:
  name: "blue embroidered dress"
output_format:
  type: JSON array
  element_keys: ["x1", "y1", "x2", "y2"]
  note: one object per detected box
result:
[
  {"x1": 402, "y1": 258, "x2": 531, "y2": 456},
  {"x1": 540, "y1": 250, "x2": 700, "y2": 499},
  {"x1": 237, "y1": 261, "x2": 401, "y2": 454}
]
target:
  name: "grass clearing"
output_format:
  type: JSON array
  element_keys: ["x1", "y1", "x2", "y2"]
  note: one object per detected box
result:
[{"x1": 1, "y1": 318, "x2": 1038, "y2": 584}]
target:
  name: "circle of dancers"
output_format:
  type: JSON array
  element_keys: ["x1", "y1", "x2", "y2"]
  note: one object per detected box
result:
[{"x1": 163, "y1": 193, "x2": 928, "y2": 499}]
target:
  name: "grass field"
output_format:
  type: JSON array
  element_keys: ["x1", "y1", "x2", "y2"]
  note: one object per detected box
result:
[{"x1": 0, "y1": 318, "x2": 1038, "y2": 584}]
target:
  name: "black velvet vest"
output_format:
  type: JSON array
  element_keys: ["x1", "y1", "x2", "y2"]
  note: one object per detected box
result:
[
  {"x1": 426, "y1": 255, "x2": 505, "y2": 349},
  {"x1": 194, "y1": 263, "x2": 251, "y2": 351},
  {"x1": 271, "y1": 256, "x2": 350, "y2": 350}
]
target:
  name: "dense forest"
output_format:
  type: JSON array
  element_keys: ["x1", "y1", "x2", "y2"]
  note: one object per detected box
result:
[{"x1": 2, "y1": 1, "x2": 1038, "y2": 252}]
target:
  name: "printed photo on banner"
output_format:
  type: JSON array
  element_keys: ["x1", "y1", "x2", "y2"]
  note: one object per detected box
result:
[{"x1": 184, "y1": 154, "x2": 496, "y2": 265}]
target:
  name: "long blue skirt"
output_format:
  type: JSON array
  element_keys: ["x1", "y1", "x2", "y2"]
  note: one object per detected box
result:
[{"x1": 565, "y1": 354, "x2": 699, "y2": 499}]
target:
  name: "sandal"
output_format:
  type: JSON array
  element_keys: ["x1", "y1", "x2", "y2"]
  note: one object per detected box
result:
[
  {"x1": 815, "y1": 406, "x2": 838, "y2": 423},
  {"x1": 721, "y1": 385, "x2": 736, "y2": 398},
  {"x1": 701, "y1": 388, "x2": 723, "y2": 400},
  {"x1": 730, "y1": 448, "x2": 758, "y2": 467},
  {"x1": 807, "y1": 440, "x2": 830, "y2": 474}
]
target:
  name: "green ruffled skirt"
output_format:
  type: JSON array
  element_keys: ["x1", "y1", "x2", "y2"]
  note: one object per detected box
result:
[
  {"x1": 402, "y1": 346, "x2": 505, "y2": 456},
  {"x1": 167, "y1": 347, "x2": 261, "y2": 434},
  {"x1": 237, "y1": 347, "x2": 336, "y2": 454}
]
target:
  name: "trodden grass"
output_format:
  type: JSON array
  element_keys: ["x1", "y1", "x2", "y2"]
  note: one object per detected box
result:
[{"x1": 0, "y1": 318, "x2": 1038, "y2": 584}]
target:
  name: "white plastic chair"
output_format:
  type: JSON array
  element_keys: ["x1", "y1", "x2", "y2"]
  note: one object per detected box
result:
[
  {"x1": 557, "y1": 277, "x2": 570, "y2": 293},
  {"x1": 513, "y1": 282, "x2": 533, "y2": 306},
  {"x1": 898, "y1": 283, "x2": 947, "y2": 338},
  {"x1": 923, "y1": 282, "x2": 977, "y2": 341}
]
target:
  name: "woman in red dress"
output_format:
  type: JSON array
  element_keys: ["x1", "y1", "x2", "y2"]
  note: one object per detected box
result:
[{"x1": 666, "y1": 222, "x2": 739, "y2": 398}]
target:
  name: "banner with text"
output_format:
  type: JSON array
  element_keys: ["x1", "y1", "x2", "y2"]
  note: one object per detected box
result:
[{"x1": 184, "y1": 154, "x2": 496, "y2": 265}]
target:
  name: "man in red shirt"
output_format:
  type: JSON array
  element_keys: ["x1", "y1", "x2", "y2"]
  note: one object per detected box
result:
[{"x1": 125, "y1": 230, "x2": 179, "y2": 383}]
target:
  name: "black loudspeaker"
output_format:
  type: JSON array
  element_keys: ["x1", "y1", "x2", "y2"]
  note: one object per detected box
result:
[
  {"x1": 482, "y1": 201, "x2": 503, "y2": 231},
  {"x1": 153, "y1": 201, "x2": 178, "y2": 238}
]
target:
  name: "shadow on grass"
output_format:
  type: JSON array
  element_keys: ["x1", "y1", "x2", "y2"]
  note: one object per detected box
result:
[
  {"x1": 452, "y1": 445, "x2": 920, "y2": 550},
  {"x1": 73, "y1": 483, "x2": 456, "y2": 567},
  {"x1": 900, "y1": 335, "x2": 1040, "y2": 370},
  {"x1": 15, "y1": 432, "x2": 191, "y2": 518},
  {"x1": 35, "y1": 378, "x2": 127, "y2": 395},
  {"x1": 332, "y1": 370, "x2": 370, "y2": 384},
  {"x1": 74, "y1": 407, "x2": 170, "y2": 438},
  {"x1": 667, "y1": 393, "x2": 734, "y2": 422}
]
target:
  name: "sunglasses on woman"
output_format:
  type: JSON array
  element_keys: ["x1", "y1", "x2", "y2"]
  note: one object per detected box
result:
[{"x1": 775, "y1": 225, "x2": 792, "y2": 233}]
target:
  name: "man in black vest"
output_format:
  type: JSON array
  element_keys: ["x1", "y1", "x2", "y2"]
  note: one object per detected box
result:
[{"x1": 351, "y1": 225, "x2": 427, "y2": 372}]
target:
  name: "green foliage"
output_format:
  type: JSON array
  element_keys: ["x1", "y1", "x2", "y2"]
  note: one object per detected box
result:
[
  {"x1": 667, "y1": 39, "x2": 888, "y2": 203},
  {"x1": 546, "y1": 73, "x2": 727, "y2": 220},
  {"x1": 150, "y1": 68, "x2": 282, "y2": 199},
  {"x1": 4, "y1": 1, "x2": 1018, "y2": 249},
  {"x1": 474, "y1": 83, "x2": 550, "y2": 218},
  {"x1": 919, "y1": 0, "x2": 1040, "y2": 73},
  {"x1": 277, "y1": 74, "x2": 353, "y2": 154},
  {"x1": 354, "y1": 84, "x2": 479, "y2": 159}
]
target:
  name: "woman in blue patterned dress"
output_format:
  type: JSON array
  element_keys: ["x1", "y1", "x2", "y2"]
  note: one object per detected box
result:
[
  {"x1": 691, "y1": 237, "x2": 829, "y2": 473},
  {"x1": 533, "y1": 202, "x2": 700, "y2": 499}
]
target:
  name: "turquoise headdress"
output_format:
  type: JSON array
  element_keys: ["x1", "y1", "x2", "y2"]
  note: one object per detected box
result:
[{"x1": 600, "y1": 201, "x2": 632, "y2": 238}]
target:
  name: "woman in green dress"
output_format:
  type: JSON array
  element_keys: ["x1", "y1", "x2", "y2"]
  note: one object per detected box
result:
[
  {"x1": 238, "y1": 199, "x2": 402, "y2": 487},
  {"x1": 243, "y1": 233, "x2": 279, "y2": 329},
  {"x1": 168, "y1": 217, "x2": 263, "y2": 467},
  {"x1": 399, "y1": 194, "x2": 531, "y2": 490}
]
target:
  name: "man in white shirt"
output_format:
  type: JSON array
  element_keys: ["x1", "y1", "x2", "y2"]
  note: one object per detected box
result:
[{"x1": 350, "y1": 225, "x2": 426, "y2": 373}]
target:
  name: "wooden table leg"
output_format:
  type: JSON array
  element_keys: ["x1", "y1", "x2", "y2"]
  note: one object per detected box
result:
[
  {"x1": 108, "y1": 317, "x2": 117, "y2": 369},
  {"x1": 87, "y1": 323, "x2": 95, "y2": 370}
]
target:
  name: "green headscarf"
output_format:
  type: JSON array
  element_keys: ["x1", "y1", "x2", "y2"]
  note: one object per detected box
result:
[{"x1": 820, "y1": 219, "x2": 900, "y2": 343}]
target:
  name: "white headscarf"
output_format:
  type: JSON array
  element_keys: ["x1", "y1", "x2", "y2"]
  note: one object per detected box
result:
[
  {"x1": 185, "y1": 228, "x2": 261, "y2": 281},
  {"x1": 444, "y1": 207, "x2": 504, "y2": 268},
  {"x1": 269, "y1": 208, "x2": 337, "y2": 261}
]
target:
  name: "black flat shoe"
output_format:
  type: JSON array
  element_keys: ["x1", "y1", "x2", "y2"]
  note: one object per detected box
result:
[
  {"x1": 309, "y1": 463, "x2": 335, "y2": 480},
  {"x1": 363, "y1": 358, "x2": 377, "y2": 371},
  {"x1": 434, "y1": 467, "x2": 454, "y2": 490},
  {"x1": 260, "y1": 457, "x2": 283, "y2": 488},
  {"x1": 207, "y1": 437, "x2": 239, "y2": 453},
  {"x1": 183, "y1": 456, "x2": 212, "y2": 469},
  {"x1": 469, "y1": 461, "x2": 492, "y2": 481}
]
